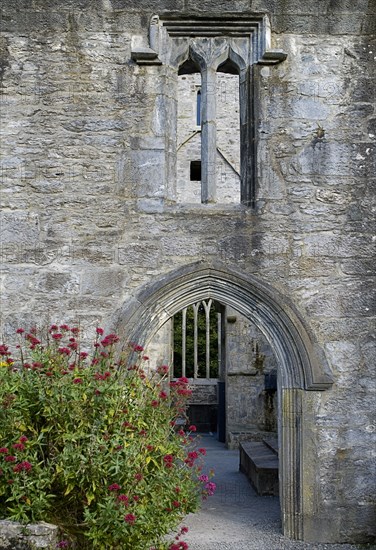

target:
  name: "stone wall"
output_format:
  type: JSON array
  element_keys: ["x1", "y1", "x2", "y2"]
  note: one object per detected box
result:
[
  {"x1": 0, "y1": 0, "x2": 374, "y2": 543},
  {"x1": 0, "y1": 521, "x2": 59, "y2": 550}
]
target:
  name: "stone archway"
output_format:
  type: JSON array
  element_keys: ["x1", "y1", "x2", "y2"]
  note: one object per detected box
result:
[{"x1": 113, "y1": 261, "x2": 333, "y2": 540}]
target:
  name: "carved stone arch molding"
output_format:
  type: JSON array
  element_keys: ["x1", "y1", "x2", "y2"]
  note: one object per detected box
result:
[
  {"x1": 113, "y1": 261, "x2": 333, "y2": 541},
  {"x1": 131, "y1": 14, "x2": 287, "y2": 207}
]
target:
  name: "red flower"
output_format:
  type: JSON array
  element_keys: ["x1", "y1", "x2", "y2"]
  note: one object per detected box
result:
[
  {"x1": 12, "y1": 443, "x2": 25, "y2": 451},
  {"x1": 159, "y1": 391, "x2": 168, "y2": 400},
  {"x1": 132, "y1": 344, "x2": 144, "y2": 352},
  {"x1": 177, "y1": 377, "x2": 189, "y2": 384},
  {"x1": 58, "y1": 347, "x2": 71, "y2": 356},
  {"x1": 79, "y1": 352, "x2": 88, "y2": 359},
  {"x1": 5, "y1": 456, "x2": 16, "y2": 462},
  {"x1": 198, "y1": 448, "x2": 206, "y2": 455},
  {"x1": 117, "y1": 494, "x2": 129, "y2": 504},
  {"x1": 108, "y1": 483, "x2": 121, "y2": 491},
  {"x1": 16, "y1": 328, "x2": 25, "y2": 334},
  {"x1": 163, "y1": 454, "x2": 174, "y2": 464},
  {"x1": 157, "y1": 365, "x2": 169, "y2": 375},
  {"x1": 49, "y1": 324, "x2": 58, "y2": 331},
  {"x1": 96, "y1": 327, "x2": 104, "y2": 335},
  {"x1": 0, "y1": 448, "x2": 9, "y2": 454},
  {"x1": 134, "y1": 473, "x2": 143, "y2": 481},
  {"x1": 71, "y1": 327, "x2": 80, "y2": 335},
  {"x1": 172, "y1": 500, "x2": 180, "y2": 508},
  {"x1": 13, "y1": 461, "x2": 32, "y2": 473},
  {"x1": 73, "y1": 378, "x2": 83, "y2": 384},
  {"x1": 60, "y1": 324, "x2": 70, "y2": 331},
  {"x1": 124, "y1": 513, "x2": 136, "y2": 525},
  {"x1": 188, "y1": 425, "x2": 197, "y2": 432},
  {"x1": 169, "y1": 542, "x2": 188, "y2": 550},
  {"x1": 101, "y1": 334, "x2": 119, "y2": 347},
  {"x1": 151, "y1": 400, "x2": 159, "y2": 407},
  {"x1": 19, "y1": 436, "x2": 28, "y2": 443},
  {"x1": 52, "y1": 333, "x2": 63, "y2": 340}
]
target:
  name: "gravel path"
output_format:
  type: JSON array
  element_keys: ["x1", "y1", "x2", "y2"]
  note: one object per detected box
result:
[{"x1": 180, "y1": 435, "x2": 370, "y2": 550}]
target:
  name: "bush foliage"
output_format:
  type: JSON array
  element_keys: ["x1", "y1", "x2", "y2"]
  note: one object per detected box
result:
[{"x1": 0, "y1": 325, "x2": 215, "y2": 549}]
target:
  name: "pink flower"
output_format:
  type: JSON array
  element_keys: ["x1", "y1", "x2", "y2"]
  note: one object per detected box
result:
[
  {"x1": 178, "y1": 377, "x2": 189, "y2": 384},
  {"x1": 71, "y1": 327, "x2": 80, "y2": 335},
  {"x1": 108, "y1": 483, "x2": 121, "y2": 491},
  {"x1": 56, "y1": 541, "x2": 70, "y2": 548},
  {"x1": 199, "y1": 474, "x2": 209, "y2": 482},
  {"x1": 205, "y1": 481, "x2": 216, "y2": 496},
  {"x1": 124, "y1": 513, "x2": 136, "y2": 525},
  {"x1": 188, "y1": 425, "x2": 197, "y2": 432}
]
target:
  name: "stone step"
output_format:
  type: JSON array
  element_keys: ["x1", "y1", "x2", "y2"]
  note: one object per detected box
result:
[{"x1": 239, "y1": 441, "x2": 279, "y2": 496}]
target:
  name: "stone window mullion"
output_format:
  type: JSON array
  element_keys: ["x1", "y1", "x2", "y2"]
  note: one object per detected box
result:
[{"x1": 201, "y1": 65, "x2": 217, "y2": 203}]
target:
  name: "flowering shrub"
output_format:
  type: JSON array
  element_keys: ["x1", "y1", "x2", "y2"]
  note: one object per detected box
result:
[{"x1": 0, "y1": 326, "x2": 215, "y2": 549}]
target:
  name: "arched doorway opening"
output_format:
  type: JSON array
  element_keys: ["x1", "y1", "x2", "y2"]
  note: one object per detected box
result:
[
  {"x1": 113, "y1": 262, "x2": 333, "y2": 540},
  {"x1": 148, "y1": 299, "x2": 279, "y2": 449}
]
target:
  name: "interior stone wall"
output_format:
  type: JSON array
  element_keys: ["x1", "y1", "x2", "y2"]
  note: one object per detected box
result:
[
  {"x1": 225, "y1": 307, "x2": 278, "y2": 447},
  {"x1": 0, "y1": 0, "x2": 374, "y2": 543},
  {"x1": 177, "y1": 72, "x2": 240, "y2": 203}
]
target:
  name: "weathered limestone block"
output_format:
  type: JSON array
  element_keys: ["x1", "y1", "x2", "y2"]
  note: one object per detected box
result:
[{"x1": 0, "y1": 521, "x2": 59, "y2": 550}]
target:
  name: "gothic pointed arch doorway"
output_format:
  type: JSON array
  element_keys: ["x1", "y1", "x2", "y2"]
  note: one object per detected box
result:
[{"x1": 113, "y1": 262, "x2": 333, "y2": 540}]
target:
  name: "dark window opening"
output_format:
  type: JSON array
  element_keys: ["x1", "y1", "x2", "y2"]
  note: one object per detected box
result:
[
  {"x1": 190, "y1": 161, "x2": 202, "y2": 181},
  {"x1": 196, "y1": 89, "x2": 201, "y2": 126},
  {"x1": 178, "y1": 58, "x2": 201, "y2": 75}
]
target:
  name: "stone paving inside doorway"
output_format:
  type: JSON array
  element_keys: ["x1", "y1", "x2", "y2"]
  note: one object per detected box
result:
[{"x1": 180, "y1": 435, "x2": 363, "y2": 550}]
